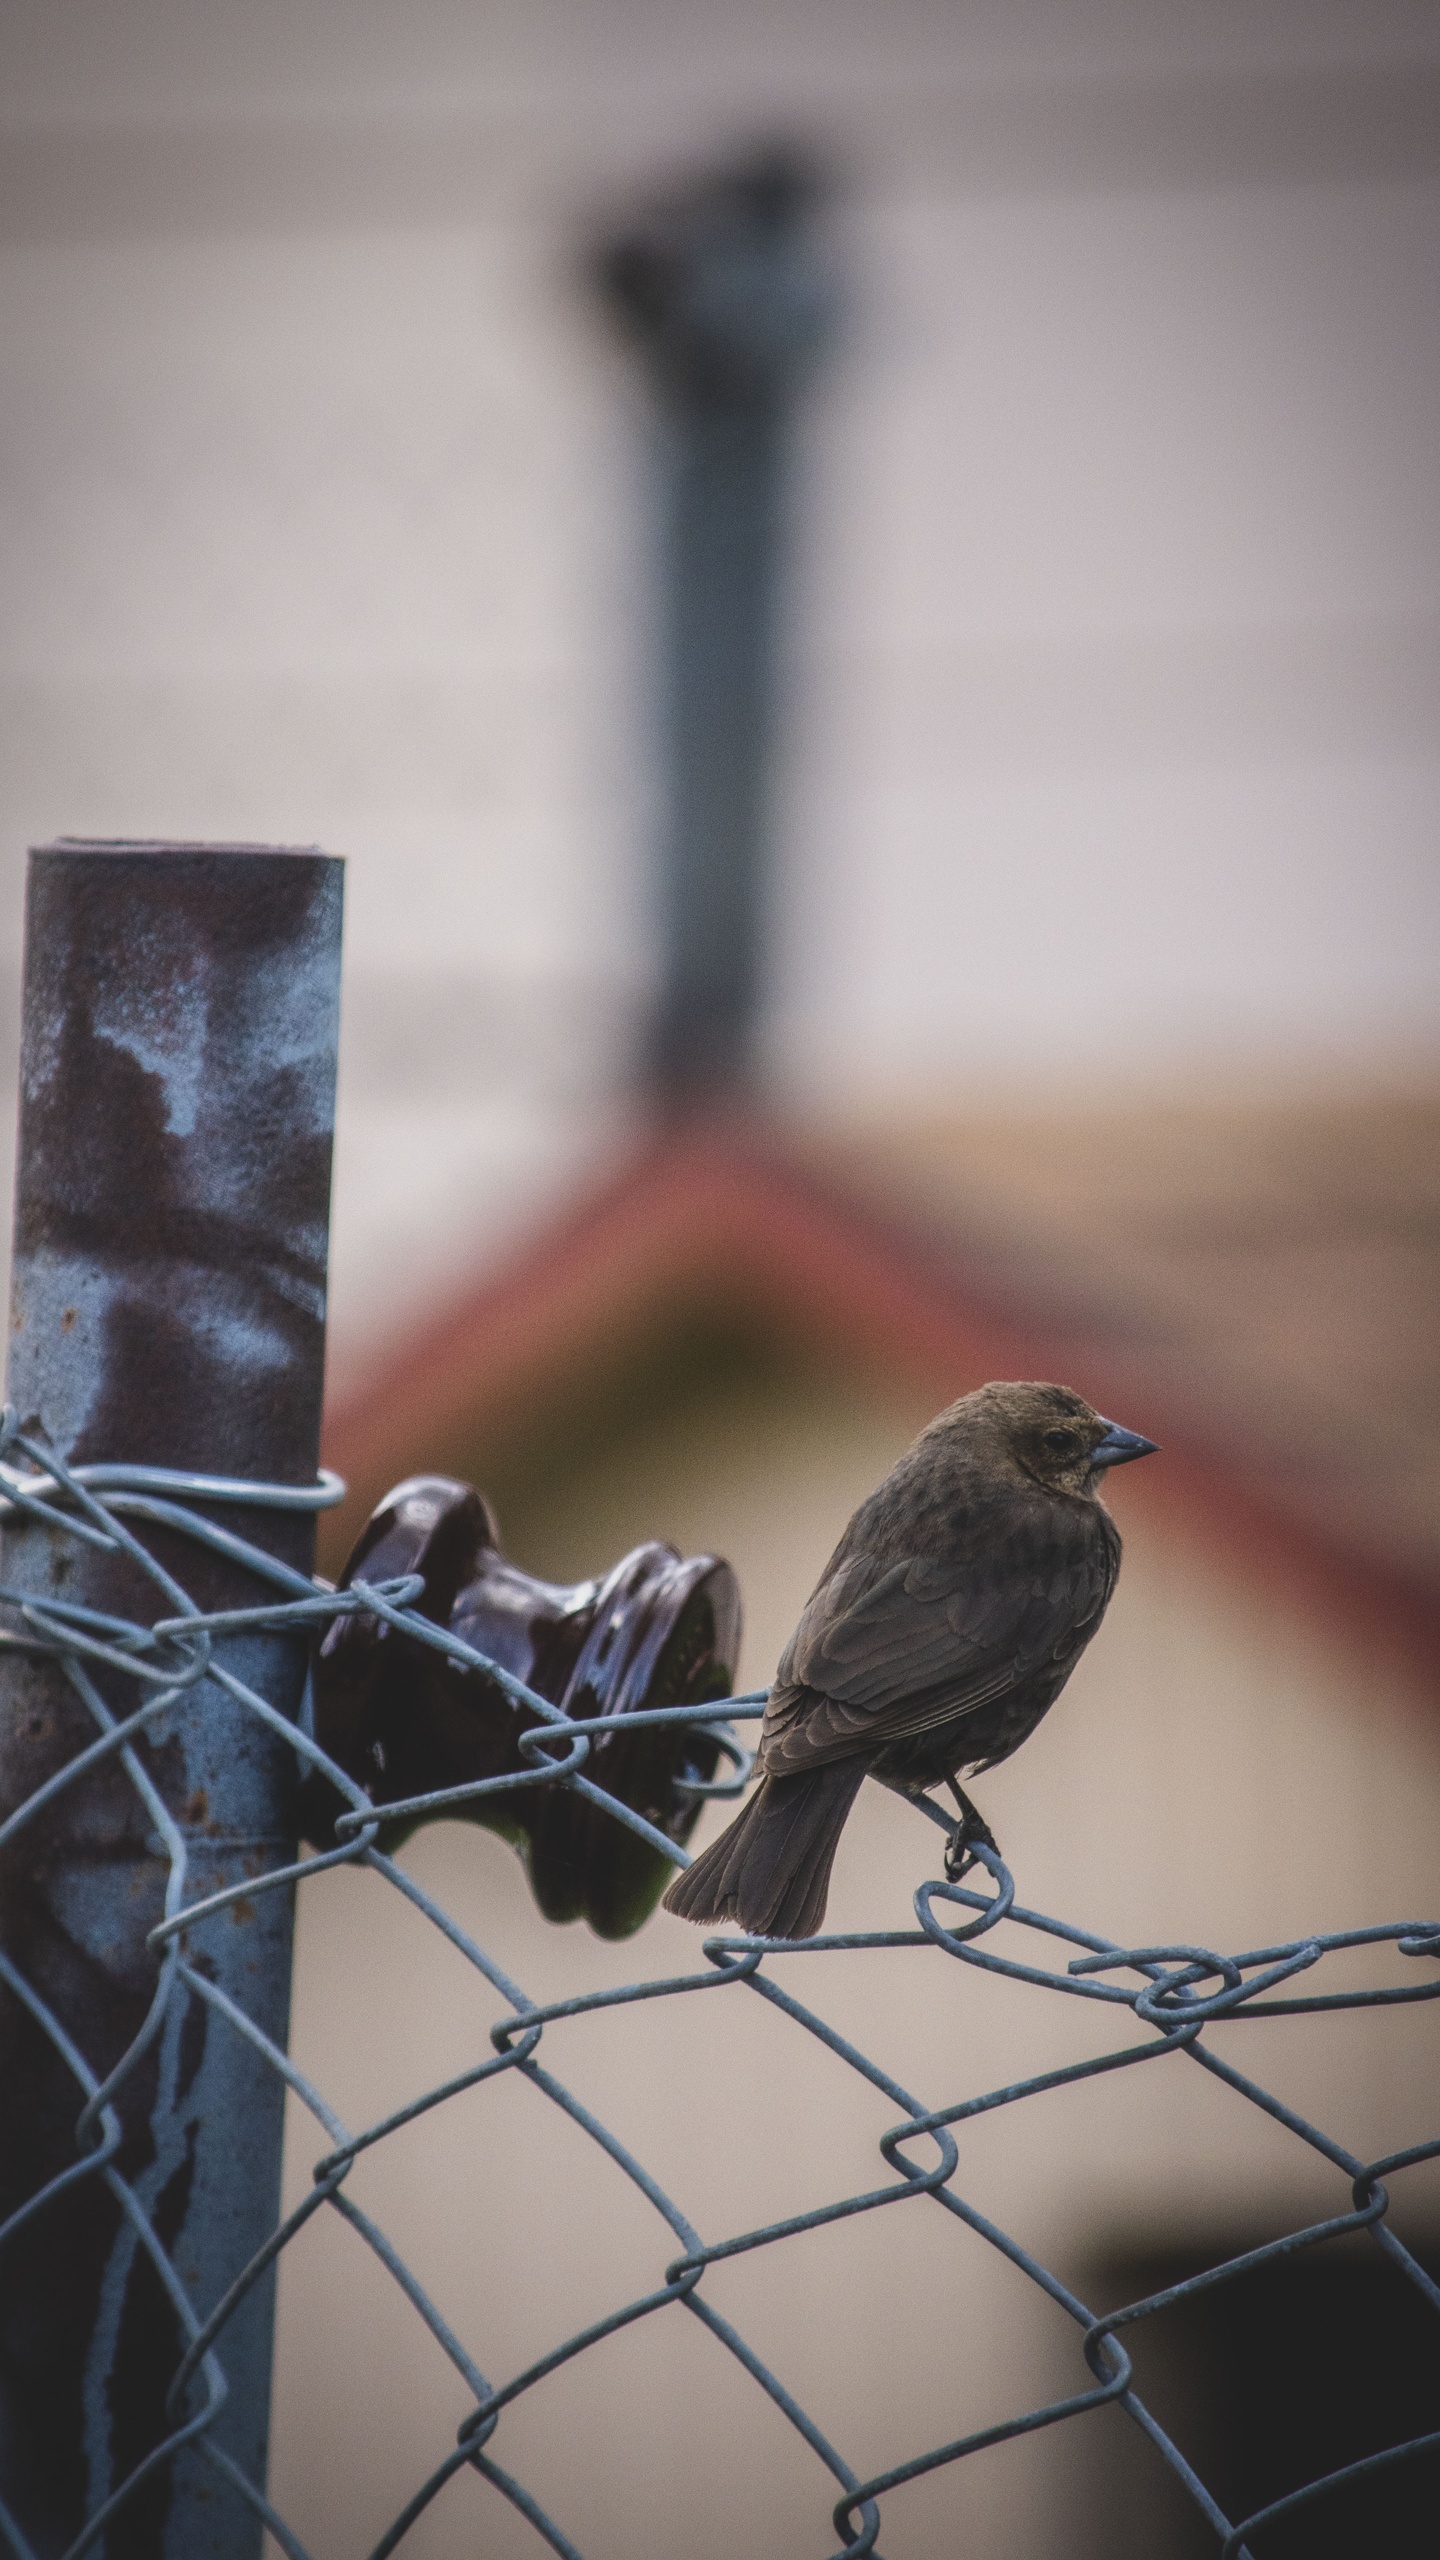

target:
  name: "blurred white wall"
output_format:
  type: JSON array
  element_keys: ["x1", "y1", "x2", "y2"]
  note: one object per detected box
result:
[{"x1": 0, "y1": 0, "x2": 1436, "y2": 1372}]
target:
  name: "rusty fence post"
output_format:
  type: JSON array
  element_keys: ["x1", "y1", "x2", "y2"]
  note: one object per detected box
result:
[{"x1": 0, "y1": 842, "x2": 343, "y2": 2557}]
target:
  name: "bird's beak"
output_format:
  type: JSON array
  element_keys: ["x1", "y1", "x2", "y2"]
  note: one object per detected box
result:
[{"x1": 1090, "y1": 1419, "x2": 1159, "y2": 1468}]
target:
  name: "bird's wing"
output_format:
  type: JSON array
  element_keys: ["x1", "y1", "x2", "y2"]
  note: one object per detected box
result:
[{"x1": 760, "y1": 1510, "x2": 1118, "y2": 1773}]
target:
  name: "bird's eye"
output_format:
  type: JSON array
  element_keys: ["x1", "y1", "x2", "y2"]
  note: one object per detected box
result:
[{"x1": 1043, "y1": 1429, "x2": 1078, "y2": 1454}]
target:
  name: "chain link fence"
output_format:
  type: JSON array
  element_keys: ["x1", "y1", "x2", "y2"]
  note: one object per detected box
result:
[{"x1": 2, "y1": 1421, "x2": 1438, "y2": 2559}]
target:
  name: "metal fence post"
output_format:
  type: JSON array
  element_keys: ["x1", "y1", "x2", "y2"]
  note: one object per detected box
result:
[{"x1": 0, "y1": 841, "x2": 343, "y2": 2557}]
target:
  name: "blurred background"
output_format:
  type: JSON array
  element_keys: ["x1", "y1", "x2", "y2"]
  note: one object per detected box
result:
[{"x1": 2, "y1": 2, "x2": 1439, "y2": 2554}]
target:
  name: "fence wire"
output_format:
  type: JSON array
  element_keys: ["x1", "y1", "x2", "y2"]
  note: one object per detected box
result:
[{"x1": 1, "y1": 1423, "x2": 1438, "y2": 2560}]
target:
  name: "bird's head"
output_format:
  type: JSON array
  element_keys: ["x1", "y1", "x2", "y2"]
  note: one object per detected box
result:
[{"x1": 962, "y1": 1380, "x2": 1158, "y2": 1498}]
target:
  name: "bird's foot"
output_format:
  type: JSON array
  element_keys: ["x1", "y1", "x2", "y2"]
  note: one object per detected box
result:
[{"x1": 944, "y1": 1788, "x2": 999, "y2": 1883}]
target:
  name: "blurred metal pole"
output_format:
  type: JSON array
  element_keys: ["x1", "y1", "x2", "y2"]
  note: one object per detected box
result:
[
  {"x1": 0, "y1": 841, "x2": 343, "y2": 2557},
  {"x1": 596, "y1": 147, "x2": 833, "y2": 1102}
]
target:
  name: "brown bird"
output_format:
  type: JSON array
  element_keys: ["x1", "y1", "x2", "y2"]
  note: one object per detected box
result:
[{"x1": 663, "y1": 1381, "x2": 1156, "y2": 1939}]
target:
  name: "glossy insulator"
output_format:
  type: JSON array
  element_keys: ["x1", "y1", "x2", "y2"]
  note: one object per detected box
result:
[{"x1": 302, "y1": 1476, "x2": 742, "y2": 1938}]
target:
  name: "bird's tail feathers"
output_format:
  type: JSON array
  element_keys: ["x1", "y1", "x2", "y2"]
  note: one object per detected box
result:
[{"x1": 662, "y1": 1759, "x2": 868, "y2": 1939}]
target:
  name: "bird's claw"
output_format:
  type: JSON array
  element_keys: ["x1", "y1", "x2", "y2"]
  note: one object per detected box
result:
[{"x1": 944, "y1": 1803, "x2": 999, "y2": 1883}]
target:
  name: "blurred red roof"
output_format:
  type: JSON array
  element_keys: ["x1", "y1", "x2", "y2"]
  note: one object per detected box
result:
[{"x1": 325, "y1": 1094, "x2": 1440, "y2": 1686}]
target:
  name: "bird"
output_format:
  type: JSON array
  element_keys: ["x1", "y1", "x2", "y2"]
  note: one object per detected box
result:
[{"x1": 662, "y1": 1380, "x2": 1157, "y2": 1940}]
